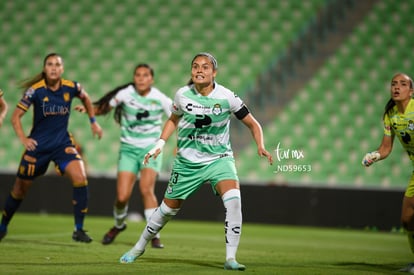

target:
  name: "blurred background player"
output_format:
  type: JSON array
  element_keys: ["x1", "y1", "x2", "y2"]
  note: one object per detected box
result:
[
  {"x1": 119, "y1": 52, "x2": 273, "y2": 270},
  {"x1": 0, "y1": 88, "x2": 8, "y2": 127},
  {"x1": 76, "y1": 63, "x2": 172, "y2": 247},
  {"x1": 0, "y1": 53, "x2": 103, "y2": 243},
  {"x1": 362, "y1": 73, "x2": 414, "y2": 272}
]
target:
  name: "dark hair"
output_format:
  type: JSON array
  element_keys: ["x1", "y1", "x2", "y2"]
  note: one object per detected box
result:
[
  {"x1": 137, "y1": 63, "x2": 154, "y2": 78},
  {"x1": 187, "y1": 52, "x2": 218, "y2": 85},
  {"x1": 20, "y1": 53, "x2": 63, "y2": 90},
  {"x1": 383, "y1": 73, "x2": 414, "y2": 119},
  {"x1": 94, "y1": 63, "x2": 154, "y2": 124}
]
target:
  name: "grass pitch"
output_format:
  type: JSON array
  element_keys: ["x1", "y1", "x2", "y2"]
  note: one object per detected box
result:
[{"x1": 0, "y1": 213, "x2": 411, "y2": 274}]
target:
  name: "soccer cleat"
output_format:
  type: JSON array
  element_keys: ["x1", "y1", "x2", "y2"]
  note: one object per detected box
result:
[
  {"x1": 72, "y1": 229, "x2": 92, "y2": 243},
  {"x1": 399, "y1": 263, "x2": 414, "y2": 273},
  {"x1": 101, "y1": 224, "x2": 127, "y2": 245},
  {"x1": 224, "y1": 259, "x2": 246, "y2": 271},
  {"x1": 151, "y1": 237, "x2": 164, "y2": 248},
  {"x1": 119, "y1": 248, "x2": 145, "y2": 264}
]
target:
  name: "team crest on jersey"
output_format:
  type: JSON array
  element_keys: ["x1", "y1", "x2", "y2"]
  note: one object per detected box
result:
[
  {"x1": 63, "y1": 92, "x2": 70, "y2": 102},
  {"x1": 43, "y1": 96, "x2": 49, "y2": 102},
  {"x1": 24, "y1": 87, "x2": 35, "y2": 99},
  {"x1": 212, "y1": 103, "x2": 222, "y2": 115}
]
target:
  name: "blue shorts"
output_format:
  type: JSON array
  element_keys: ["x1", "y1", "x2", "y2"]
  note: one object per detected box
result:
[{"x1": 17, "y1": 143, "x2": 82, "y2": 180}]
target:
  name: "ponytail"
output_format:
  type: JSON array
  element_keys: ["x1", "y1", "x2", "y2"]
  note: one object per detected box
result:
[
  {"x1": 20, "y1": 72, "x2": 45, "y2": 91},
  {"x1": 93, "y1": 83, "x2": 133, "y2": 124}
]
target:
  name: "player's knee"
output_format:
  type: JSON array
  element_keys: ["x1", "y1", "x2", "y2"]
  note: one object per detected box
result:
[
  {"x1": 116, "y1": 194, "x2": 130, "y2": 205},
  {"x1": 139, "y1": 185, "x2": 155, "y2": 198},
  {"x1": 70, "y1": 170, "x2": 88, "y2": 187},
  {"x1": 12, "y1": 178, "x2": 32, "y2": 198}
]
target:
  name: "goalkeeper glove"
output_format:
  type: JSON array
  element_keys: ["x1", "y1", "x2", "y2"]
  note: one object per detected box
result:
[{"x1": 361, "y1": 151, "x2": 380, "y2": 167}]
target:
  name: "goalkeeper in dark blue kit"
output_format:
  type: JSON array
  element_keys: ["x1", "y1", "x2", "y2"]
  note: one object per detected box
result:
[{"x1": 0, "y1": 53, "x2": 102, "y2": 243}]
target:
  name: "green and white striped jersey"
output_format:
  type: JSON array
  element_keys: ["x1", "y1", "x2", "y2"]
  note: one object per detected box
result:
[
  {"x1": 172, "y1": 83, "x2": 246, "y2": 165},
  {"x1": 109, "y1": 84, "x2": 172, "y2": 148}
]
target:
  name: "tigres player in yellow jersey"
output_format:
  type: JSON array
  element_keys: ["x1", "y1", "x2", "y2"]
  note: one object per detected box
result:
[
  {"x1": 362, "y1": 73, "x2": 414, "y2": 272},
  {"x1": 0, "y1": 88, "x2": 8, "y2": 127}
]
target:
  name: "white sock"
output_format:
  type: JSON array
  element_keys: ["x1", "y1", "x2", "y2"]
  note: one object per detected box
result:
[
  {"x1": 114, "y1": 205, "x2": 128, "y2": 228},
  {"x1": 133, "y1": 201, "x2": 179, "y2": 251},
  {"x1": 222, "y1": 189, "x2": 242, "y2": 261},
  {"x1": 144, "y1": 207, "x2": 160, "y2": 239}
]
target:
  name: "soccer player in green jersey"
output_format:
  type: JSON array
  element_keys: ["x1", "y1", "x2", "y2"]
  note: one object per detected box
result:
[
  {"x1": 120, "y1": 53, "x2": 273, "y2": 270},
  {"x1": 0, "y1": 89, "x2": 8, "y2": 127},
  {"x1": 76, "y1": 64, "x2": 172, "y2": 247},
  {"x1": 362, "y1": 73, "x2": 414, "y2": 272}
]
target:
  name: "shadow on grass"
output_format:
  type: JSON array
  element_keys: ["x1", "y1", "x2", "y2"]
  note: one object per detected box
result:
[
  {"x1": 3, "y1": 238, "x2": 80, "y2": 247},
  {"x1": 140, "y1": 256, "x2": 223, "y2": 269},
  {"x1": 0, "y1": 257, "x2": 222, "y2": 269},
  {"x1": 110, "y1": 243, "x2": 225, "y2": 269},
  {"x1": 334, "y1": 261, "x2": 402, "y2": 273}
]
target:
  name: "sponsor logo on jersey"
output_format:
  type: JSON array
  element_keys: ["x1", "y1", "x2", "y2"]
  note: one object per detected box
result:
[
  {"x1": 185, "y1": 103, "x2": 210, "y2": 112},
  {"x1": 41, "y1": 100, "x2": 70, "y2": 116}
]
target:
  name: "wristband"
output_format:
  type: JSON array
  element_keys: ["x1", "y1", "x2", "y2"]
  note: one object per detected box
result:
[
  {"x1": 143, "y1": 139, "x2": 165, "y2": 165},
  {"x1": 89, "y1": 117, "x2": 96, "y2": 123},
  {"x1": 147, "y1": 139, "x2": 166, "y2": 156},
  {"x1": 154, "y1": 139, "x2": 166, "y2": 151}
]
